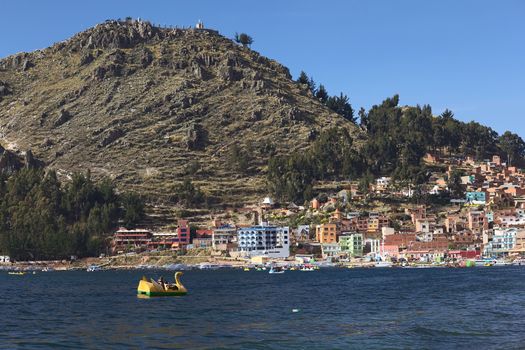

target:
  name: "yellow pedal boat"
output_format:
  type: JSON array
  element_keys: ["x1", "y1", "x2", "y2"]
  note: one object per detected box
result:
[{"x1": 137, "y1": 272, "x2": 188, "y2": 297}]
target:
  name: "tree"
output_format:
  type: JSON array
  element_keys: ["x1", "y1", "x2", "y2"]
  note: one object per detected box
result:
[
  {"x1": 315, "y1": 84, "x2": 328, "y2": 103},
  {"x1": 0, "y1": 168, "x2": 129, "y2": 260},
  {"x1": 234, "y1": 32, "x2": 253, "y2": 47},
  {"x1": 326, "y1": 93, "x2": 355, "y2": 122},
  {"x1": 358, "y1": 107, "x2": 368, "y2": 129},
  {"x1": 296, "y1": 71, "x2": 316, "y2": 95},
  {"x1": 173, "y1": 179, "x2": 206, "y2": 208},
  {"x1": 448, "y1": 170, "x2": 465, "y2": 199},
  {"x1": 499, "y1": 131, "x2": 525, "y2": 167},
  {"x1": 227, "y1": 143, "x2": 251, "y2": 174},
  {"x1": 120, "y1": 192, "x2": 145, "y2": 228}
]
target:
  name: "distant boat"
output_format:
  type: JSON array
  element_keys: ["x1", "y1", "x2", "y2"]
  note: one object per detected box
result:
[
  {"x1": 86, "y1": 265, "x2": 102, "y2": 272},
  {"x1": 269, "y1": 267, "x2": 284, "y2": 274},
  {"x1": 198, "y1": 263, "x2": 220, "y2": 270},
  {"x1": 513, "y1": 258, "x2": 525, "y2": 266},
  {"x1": 300, "y1": 264, "x2": 315, "y2": 271},
  {"x1": 374, "y1": 261, "x2": 393, "y2": 268},
  {"x1": 8, "y1": 271, "x2": 26, "y2": 275},
  {"x1": 474, "y1": 259, "x2": 496, "y2": 267}
]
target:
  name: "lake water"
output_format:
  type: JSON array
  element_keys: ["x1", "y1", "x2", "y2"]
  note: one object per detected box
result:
[{"x1": 1, "y1": 267, "x2": 525, "y2": 349}]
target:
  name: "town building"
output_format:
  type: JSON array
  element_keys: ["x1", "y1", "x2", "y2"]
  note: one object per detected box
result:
[
  {"x1": 484, "y1": 228, "x2": 518, "y2": 256},
  {"x1": 295, "y1": 225, "x2": 310, "y2": 242},
  {"x1": 113, "y1": 228, "x2": 152, "y2": 252},
  {"x1": 466, "y1": 191, "x2": 486, "y2": 205},
  {"x1": 176, "y1": 220, "x2": 191, "y2": 246},
  {"x1": 237, "y1": 225, "x2": 290, "y2": 258},
  {"x1": 212, "y1": 225, "x2": 237, "y2": 251},
  {"x1": 339, "y1": 233, "x2": 363, "y2": 257},
  {"x1": 321, "y1": 243, "x2": 341, "y2": 260},
  {"x1": 315, "y1": 223, "x2": 338, "y2": 244}
]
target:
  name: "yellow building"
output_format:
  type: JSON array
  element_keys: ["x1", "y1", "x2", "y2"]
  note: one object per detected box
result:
[
  {"x1": 367, "y1": 218, "x2": 379, "y2": 234},
  {"x1": 315, "y1": 223, "x2": 337, "y2": 244}
]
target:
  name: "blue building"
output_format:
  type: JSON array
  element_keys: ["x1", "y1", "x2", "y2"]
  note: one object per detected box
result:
[{"x1": 466, "y1": 191, "x2": 486, "y2": 204}]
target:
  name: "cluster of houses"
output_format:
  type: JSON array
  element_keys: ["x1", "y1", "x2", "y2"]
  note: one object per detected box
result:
[
  {"x1": 111, "y1": 153, "x2": 525, "y2": 263},
  {"x1": 304, "y1": 154, "x2": 525, "y2": 262},
  {"x1": 113, "y1": 219, "x2": 291, "y2": 259}
]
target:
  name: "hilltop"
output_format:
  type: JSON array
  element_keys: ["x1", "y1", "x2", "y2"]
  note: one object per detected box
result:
[{"x1": 0, "y1": 19, "x2": 360, "y2": 210}]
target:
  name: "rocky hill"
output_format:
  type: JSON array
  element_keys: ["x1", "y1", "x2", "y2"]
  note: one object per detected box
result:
[{"x1": 0, "y1": 19, "x2": 359, "y2": 209}]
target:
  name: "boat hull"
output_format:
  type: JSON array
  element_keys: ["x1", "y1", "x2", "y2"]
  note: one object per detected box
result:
[
  {"x1": 137, "y1": 290, "x2": 187, "y2": 297},
  {"x1": 137, "y1": 272, "x2": 188, "y2": 297}
]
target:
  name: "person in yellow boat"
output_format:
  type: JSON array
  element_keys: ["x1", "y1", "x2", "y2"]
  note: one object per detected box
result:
[{"x1": 158, "y1": 276, "x2": 167, "y2": 290}]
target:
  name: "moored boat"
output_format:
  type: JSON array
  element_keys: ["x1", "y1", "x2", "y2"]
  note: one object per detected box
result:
[
  {"x1": 375, "y1": 261, "x2": 393, "y2": 268},
  {"x1": 269, "y1": 266, "x2": 285, "y2": 274},
  {"x1": 87, "y1": 264, "x2": 102, "y2": 272},
  {"x1": 513, "y1": 258, "x2": 525, "y2": 266}
]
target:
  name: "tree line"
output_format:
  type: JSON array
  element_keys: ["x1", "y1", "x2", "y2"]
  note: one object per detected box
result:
[
  {"x1": 0, "y1": 168, "x2": 144, "y2": 261},
  {"x1": 269, "y1": 88, "x2": 525, "y2": 203}
]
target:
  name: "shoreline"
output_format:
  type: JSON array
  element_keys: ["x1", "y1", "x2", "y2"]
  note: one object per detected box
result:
[{"x1": 1, "y1": 255, "x2": 520, "y2": 272}]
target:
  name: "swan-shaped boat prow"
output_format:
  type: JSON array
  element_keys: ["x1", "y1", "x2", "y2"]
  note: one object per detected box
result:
[{"x1": 137, "y1": 271, "x2": 188, "y2": 297}]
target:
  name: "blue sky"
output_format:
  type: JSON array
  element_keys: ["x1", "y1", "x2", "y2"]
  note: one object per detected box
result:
[{"x1": 1, "y1": 0, "x2": 524, "y2": 136}]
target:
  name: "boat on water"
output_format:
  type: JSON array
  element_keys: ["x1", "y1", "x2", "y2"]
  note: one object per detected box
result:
[
  {"x1": 8, "y1": 271, "x2": 26, "y2": 275},
  {"x1": 243, "y1": 267, "x2": 250, "y2": 271},
  {"x1": 86, "y1": 265, "x2": 102, "y2": 272},
  {"x1": 375, "y1": 261, "x2": 393, "y2": 268},
  {"x1": 198, "y1": 263, "x2": 220, "y2": 270},
  {"x1": 137, "y1": 272, "x2": 188, "y2": 297},
  {"x1": 493, "y1": 259, "x2": 512, "y2": 266},
  {"x1": 300, "y1": 264, "x2": 315, "y2": 271},
  {"x1": 474, "y1": 259, "x2": 496, "y2": 267},
  {"x1": 269, "y1": 267, "x2": 285, "y2": 274},
  {"x1": 513, "y1": 258, "x2": 525, "y2": 266}
]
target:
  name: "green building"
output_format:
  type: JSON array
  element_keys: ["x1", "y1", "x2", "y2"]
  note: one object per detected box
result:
[{"x1": 338, "y1": 233, "x2": 363, "y2": 257}]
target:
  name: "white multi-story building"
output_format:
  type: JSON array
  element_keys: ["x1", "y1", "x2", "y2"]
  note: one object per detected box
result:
[
  {"x1": 237, "y1": 225, "x2": 290, "y2": 258},
  {"x1": 321, "y1": 243, "x2": 341, "y2": 260},
  {"x1": 484, "y1": 228, "x2": 518, "y2": 256}
]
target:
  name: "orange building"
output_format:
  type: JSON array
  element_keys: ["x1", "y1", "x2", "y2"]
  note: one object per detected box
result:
[{"x1": 315, "y1": 223, "x2": 338, "y2": 244}]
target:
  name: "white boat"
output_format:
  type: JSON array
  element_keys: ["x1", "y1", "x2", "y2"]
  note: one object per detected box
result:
[
  {"x1": 269, "y1": 267, "x2": 284, "y2": 274},
  {"x1": 474, "y1": 259, "x2": 496, "y2": 267},
  {"x1": 493, "y1": 259, "x2": 512, "y2": 266},
  {"x1": 374, "y1": 261, "x2": 393, "y2": 268},
  {"x1": 198, "y1": 263, "x2": 220, "y2": 270},
  {"x1": 513, "y1": 258, "x2": 525, "y2": 266},
  {"x1": 86, "y1": 265, "x2": 102, "y2": 272}
]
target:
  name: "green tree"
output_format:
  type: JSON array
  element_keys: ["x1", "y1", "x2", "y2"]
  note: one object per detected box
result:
[
  {"x1": 296, "y1": 71, "x2": 316, "y2": 95},
  {"x1": 499, "y1": 131, "x2": 525, "y2": 167},
  {"x1": 326, "y1": 93, "x2": 355, "y2": 122},
  {"x1": 120, "y1": 192, "x2": 145, "y2": 228},
  {"x1": 227, "y1": 143, "x2": 251, "y2": 174},
  {"x1": 315, "y1": 84, "x2": 328, "y2": 103},
  {"x1": 234, "y1": 32, "x2": 253, "y2": 47},
  {"x1": 448, "y1": 170, "x2": 465, "y2": 199},
  {"x1": 173, "y1": 179, "x2": 206, "y2": 208}
]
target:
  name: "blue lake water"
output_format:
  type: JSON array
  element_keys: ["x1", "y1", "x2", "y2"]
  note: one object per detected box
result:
[{"x1": 1, "y1": 267, "x2": 525, "y2": 349}]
